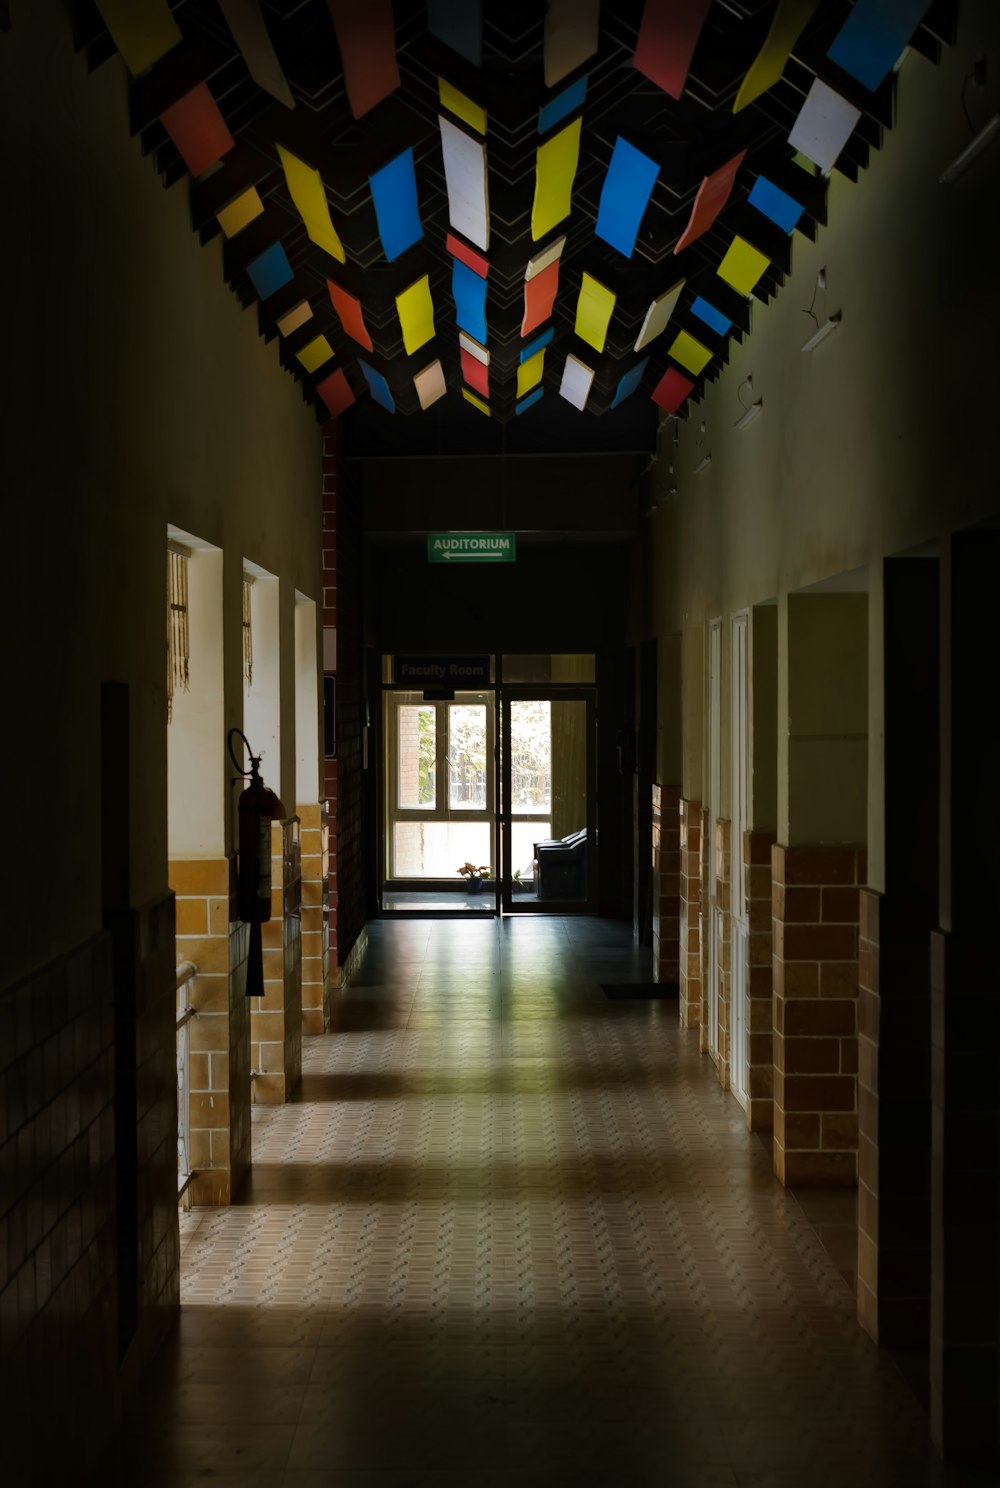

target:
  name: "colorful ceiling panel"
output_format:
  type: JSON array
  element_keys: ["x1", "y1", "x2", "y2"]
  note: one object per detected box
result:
[
  {"x1": 277, "y1": 145, "x2": 346, "y2": 262},
  {"x1": 439, "y1": 116, "x2": 490, "y2": 251},
  {"x1": 218, "y1": 0, "x2": 294, "y2": 109},
  {"x1": 635, "y1": 280, "x2": 685, "y2": 353},
  {"x1": 517, "y1": 350, "x2": 546, "y2": 399},
  {"x1": 159, "y1": 83, "x2": 234, "y2": 177},
  {"x1": 734, "y1": 0, "x2": 819, "y2": 114},
  {"x1": 93, "y1": 0, "x2": 181, "y2": 77},
  {"x1": 413, "y1": 359, "x2": 447, "y2": 410},
  {"x1": 789, "y1": 80, "x2": 864, "y2": 175},
  {"x1": 827, "y1": 0, "x2": 936, "y2": 93},
  {"x1": 81, "y1": 0, "x2": 954, "y2": 435},
  {"x1": 717, "y1": 238, "x2": 770, "y2": 298},
  {"x1": 595, "y1": 138, "x2": 661, "y2": 258},
  {"x1": 575, "y1": 274, "x2": 617, "y2": 354},
  {"x1": 324, "y1": 0, "x2": 400, "y2": 120},
  {"x1": 544, "y1": 0, "x2": 599, "y2": 89},
  {"x1": 634, "y1": 0, "x2": 713, "y2": 101},
  {"x1": 452, "y1": 259, "x2": 488, "y2": 343},
  {"x1": 560, "y1": 354, "x2": 595, "y2": 412},
  {"x1": 673, "y1": 152, "x2": 746, "y2": 256},
  {"x1": 327, "y1": 280, "x2": 374, "y2": 352},
  {"x1": 522, "y1": 259, "x2": 560, "y2": 338},
  {"x1": 369, "y1": 149, "x2": 423, "y2": 262},
  {"x1": 532, "y1": 118, "x2": 581, "y2": 241},
  {"x1": 439, "y1": 77, "x2": 487, "y2": 134},
  {"x1": 396, "y1": 275, "x2": 435, "y2": 355}
]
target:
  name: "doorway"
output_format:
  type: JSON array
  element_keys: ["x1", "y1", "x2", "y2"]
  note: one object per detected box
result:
[
  {"x1": 500, "y1": 689, "x2": 595, "y2": 913},
  {"x1": 379, "y1": 654, "x2": 597, "y2": 915},
  {"x1": 382, "y1": 688, "x2": 498, "y2": 913}
]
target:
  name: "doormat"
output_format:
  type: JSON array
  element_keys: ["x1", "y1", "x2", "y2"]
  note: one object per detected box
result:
[{"x1": 601, "y1": 982, "x2": 679, "y2": 999}]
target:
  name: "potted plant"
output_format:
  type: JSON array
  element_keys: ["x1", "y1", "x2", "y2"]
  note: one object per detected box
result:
[{"x1": 458, "y1": 861, "x2": 491, "y2": 894}]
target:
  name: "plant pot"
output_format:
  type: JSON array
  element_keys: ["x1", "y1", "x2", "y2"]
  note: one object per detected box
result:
[{"x1": 467, "y1": 875, "x2": 484, "y2": 894}]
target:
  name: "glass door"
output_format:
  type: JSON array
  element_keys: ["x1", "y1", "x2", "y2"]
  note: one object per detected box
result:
[
  {"x1": 383, "y1": 690, "x2": 498, "y2": 913},
  {"x1": 500, "y1": 689, "x2": 595, "y2": 912}
]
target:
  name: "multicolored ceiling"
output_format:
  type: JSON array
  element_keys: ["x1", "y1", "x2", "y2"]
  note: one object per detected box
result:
[{"x1": 79, "y1": 0, "x2": 954, "y2": 439}]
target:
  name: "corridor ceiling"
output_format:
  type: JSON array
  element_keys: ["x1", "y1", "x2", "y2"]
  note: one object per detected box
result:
[{"x1": 77, "y1": 1, "x2": 955, "y2": 453}]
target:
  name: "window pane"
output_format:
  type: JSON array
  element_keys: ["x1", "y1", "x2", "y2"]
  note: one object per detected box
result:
[
  {"x1": 510, "y1": 700, "x2": 551, "y2": 811},
  {"x1": 397, "y1": 705, "x2": 436, "y2": 808},
  {"x1": 511, "y1": 820, "x2": 550, "y2": 882},
  {"x1": 448, "y1": 704, "x2": 487, "y2": 809},
  {"x1": 393, "y1": 820, "x2": 492, "y2": 878}
]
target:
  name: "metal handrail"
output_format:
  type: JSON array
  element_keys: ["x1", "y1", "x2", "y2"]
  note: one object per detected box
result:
[{"x1": 176, "y1": 960, "x2": 197, "y2": 992}]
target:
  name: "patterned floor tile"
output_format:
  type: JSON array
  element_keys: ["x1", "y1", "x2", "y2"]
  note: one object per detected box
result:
[{"x1": 105, "y1": 918, "x2": 986, "y2": 1486}]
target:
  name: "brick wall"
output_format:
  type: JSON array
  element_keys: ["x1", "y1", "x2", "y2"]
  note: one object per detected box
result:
[
  {"x1": 249, "y1": 819, "x2": 302, "y2": 1103},
  {"x1": 678, "y1": 799, "x2": 703, "y2": 1029},
  {"x1": 170, "y1": 858, "x2": 251, "y2": 1205},
  {"x1": 322, "y1": 425, "x2": 366, "y2": 982},
  {"x1": 0, "y1": 898, "x2": 178, "y2": 1483},
  {"x1": 744, "y1": 830, "x2": 776, "y2": 1131},
  {"x1": 651, "y1": 784, "x2": 680, "y2": 984},
  {"x1": 299, "y1": 803, "x2": 329, "y2": 1033},
  {"x1": 771, "y1": 844, "x2": 863, "y2": 1187}
]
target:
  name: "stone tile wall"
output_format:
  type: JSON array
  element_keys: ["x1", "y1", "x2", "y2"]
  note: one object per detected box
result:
[
  {"x1": 857, "y1": 889, "x2": 932, "y2": 1347},
  {"x1": 651, "y1": 784, "x2": 681, "y2": 984},
  {"x1": 299, "y1": 802, "x2": 330, "y2": 1034},
  {"x1": 744, "y1": 830, "x2": 776, "y2": 1131},
  {"x1": 771, "y1": 844, "x2": 864, "y2": 1187},
  {"x1": 0, "y1": 899, "x2": 177, "y2": 1482},
  {"x1": 1, "y1": 934, "x2": 117, "y2": 1480},
  {"x1": 678, "y1": 799, "x2": 702, "y2": 1029},
  {"x1": 170, "y1": 858, "x2": 251, "y2": 1205},
  {"x1": 250, "y1": 818, "x2": 302, "y2": 1104}
]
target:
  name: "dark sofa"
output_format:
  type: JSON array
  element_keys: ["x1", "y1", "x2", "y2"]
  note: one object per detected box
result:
[{"x1": 533, "y1": 827, "x2": 587, "y2": 901}]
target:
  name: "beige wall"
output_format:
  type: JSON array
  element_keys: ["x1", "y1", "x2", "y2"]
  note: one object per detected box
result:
[
  {"x1": 648, "y1": 0, "x2": 1000, "y2": 866},
  {"x1": 785, "y1": 593, "x2": 868, "y2": 845},
  {"x1": 1, "y1": 10, "x2": 322, "y2": 989}
]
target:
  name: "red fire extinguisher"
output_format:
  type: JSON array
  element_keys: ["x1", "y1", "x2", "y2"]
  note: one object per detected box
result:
[{"x1": 228, "y1": 729, "x2": 286, "y2": 997}]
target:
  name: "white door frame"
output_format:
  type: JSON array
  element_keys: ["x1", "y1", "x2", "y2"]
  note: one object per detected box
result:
[
  {"x1": 730, "y1": 612, "x2": 749, "y2": 1106},
  {"x1": 707, "y1": 618, "x2": 722, "y2": 1058}
]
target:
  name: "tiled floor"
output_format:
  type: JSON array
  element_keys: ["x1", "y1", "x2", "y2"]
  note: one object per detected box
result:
[{"x1": 109, "y1": 918, "x2": 987, "y2": 1486}]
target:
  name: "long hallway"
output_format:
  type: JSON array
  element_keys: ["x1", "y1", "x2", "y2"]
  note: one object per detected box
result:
[{"x1": 112, "y1": 920, "x2": 977, "y2": 1486}]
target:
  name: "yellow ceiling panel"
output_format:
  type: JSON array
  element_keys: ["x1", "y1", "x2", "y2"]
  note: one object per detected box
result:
[
  {"x1": 667, "y1": 330, "x2": 713, "y2": 376},
  {"x1": 396, "y1": 275, "x2": 436, "y2": 355},
  {"x1": 517, "y1": 350, "x2": 546, "y2": 399},
  {"x1": 717, "y1": 236, "x2": 770, "y2": 296},
  {"x1": 574, "y1": 273, "x2": 616, "y2": 353},
  {"x1": 94, "y1": 0, "x2": 181, "y2": 75},
  {"x1": 216, "y1": 187, "x2": 264, "y2": 238},
  {"x1": 295, "y1": 335, "x2": 334, "y2": 373},
  {"x1": 462, "y1": 388, "x2": 491, "y2": 416},
  {"x1": 276, "y1": 144, "x2": 345, "y2": 263},
  {"x1": 531, "y1": 117, "x2": 581, "y2": 241},
  {"x1": 734, "y1": 0, "x2": 818, "y2": 114},
  {"x1": 438, "y1": 78, "x2": 487, "y2": 134}
]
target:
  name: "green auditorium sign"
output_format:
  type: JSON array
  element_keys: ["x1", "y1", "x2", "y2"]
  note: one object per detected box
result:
[{"x1": 427, "y1": 532, "x2": 516, "y2": 563}]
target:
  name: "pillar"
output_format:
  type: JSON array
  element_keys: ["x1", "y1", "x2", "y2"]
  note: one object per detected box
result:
[
  {"x1": 678, "y1": 798, "x2": 703, "y2": 1028},
  {"x1": 744, "y1": 828, "x2": 776, "y2": 1130},
  {"x1": 170, "y1": 858, "x2": 251, "y2": 1205},
  {"x1": 249, "y1": 818, "x2": 302, "y2": 1103},
  {"x1": 771, "y1": 844, "x2": 864, "y2": 1186},
  {"x1": 651, "y1": 783, "x2": 681, "y2": 984}
]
